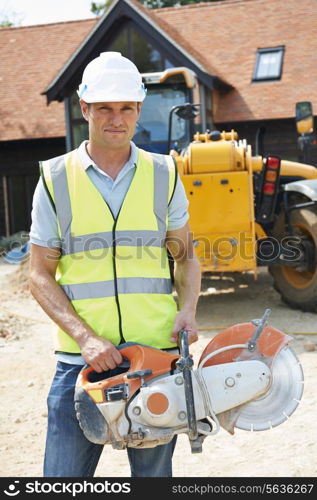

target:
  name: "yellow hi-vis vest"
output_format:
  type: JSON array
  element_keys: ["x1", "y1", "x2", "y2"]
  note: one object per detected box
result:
[{"x1": 40, "y1": 147, "x2": 178, "y2": 353}]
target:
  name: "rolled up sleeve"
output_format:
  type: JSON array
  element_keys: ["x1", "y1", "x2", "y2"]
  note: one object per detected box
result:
[
  {"x1": 167, "y1": 176, "x2": 189, "y2": 231},
  {"x1": 29, "y1": 178, "x2": 61, "y2": 248}
]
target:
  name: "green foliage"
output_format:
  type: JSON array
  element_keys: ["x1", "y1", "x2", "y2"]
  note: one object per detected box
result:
[
  {"x1": 90, "y1": 0, "x2": 226, "y2": 14},
  {"x1": 143, "y1": 0, "x2": 225, "y2": 6},
  {"x1": 91, "y1": 1, "x2": 113, "y2": 15},
  {"x1": 0, "y1": 20, "x2": 14, "y2": 28},
  {"x1": 0, "y1": 7, "x2": 23, "y2": 28}
]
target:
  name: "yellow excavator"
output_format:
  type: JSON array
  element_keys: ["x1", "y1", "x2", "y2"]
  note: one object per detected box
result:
[{"x1": 135, "y1": 68, "x2": 317, "y2": 312}]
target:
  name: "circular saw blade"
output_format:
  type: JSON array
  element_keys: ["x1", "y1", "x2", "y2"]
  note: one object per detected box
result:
[{"x1": 235, "y1": 346, "x2": 304, "y2": 431}]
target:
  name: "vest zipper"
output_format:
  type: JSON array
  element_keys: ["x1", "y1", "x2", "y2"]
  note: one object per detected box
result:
[
  {"x1": 111, "y1": 216, "x2": 125, "y2": 344},
  {"x1": 106, "y1": 167, "x2": 136, "y2": 345},
  {"x1": 100, "y1": 199, "x2": 126, "y2": 345}
]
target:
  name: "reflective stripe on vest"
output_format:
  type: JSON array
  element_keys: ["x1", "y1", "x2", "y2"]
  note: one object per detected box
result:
[
  {"x1": 61, "y1": 277, "x2": 172, "y2": 301},
  {"x1": 40, "y1": 148, "x2": 177, "y2": 353}
]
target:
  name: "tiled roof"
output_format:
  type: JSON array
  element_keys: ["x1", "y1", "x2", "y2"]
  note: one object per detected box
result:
[
  {"x1": 0, "y1": 18, "x2": 97, "y2": 141},
  {"x1": 1, "y1": 0, "x2": 316, "y2": 141},
  {"x1": 155, "y1": 0, "x2": 317, "y2": 123}
]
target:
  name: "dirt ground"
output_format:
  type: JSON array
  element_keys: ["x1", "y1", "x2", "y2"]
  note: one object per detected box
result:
[{"x1": 0, "y1": 259, "x2": 316, "y2": 478}]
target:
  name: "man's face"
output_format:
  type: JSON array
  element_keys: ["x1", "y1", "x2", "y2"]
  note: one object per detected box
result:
[{"x1": 80, "y1": 100, "x2": 141, "y2": 150}]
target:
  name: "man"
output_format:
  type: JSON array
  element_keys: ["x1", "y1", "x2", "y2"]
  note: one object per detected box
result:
[{"x1": 29, "y1": 51, "x2": 201, "y2": 477}]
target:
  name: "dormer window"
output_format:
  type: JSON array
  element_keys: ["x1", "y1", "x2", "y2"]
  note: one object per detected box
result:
[{"x1": 253, "y1": 46, "x2": 284, "y2": 81}]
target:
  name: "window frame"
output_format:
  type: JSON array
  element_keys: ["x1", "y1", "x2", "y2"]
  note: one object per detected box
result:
[{"x1": 252, "y1": 46, "x2": 285, "y2": 82}]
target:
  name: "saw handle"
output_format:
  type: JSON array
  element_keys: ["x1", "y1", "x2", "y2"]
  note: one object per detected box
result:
[
  {"x1": 176, "y1": 330, "x2": 199, "y2": 449},
  {"x1": 248, "y1": 308, "x2": 271, "y2": 351}
]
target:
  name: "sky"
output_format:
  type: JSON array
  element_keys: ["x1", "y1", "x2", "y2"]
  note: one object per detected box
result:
[{"x1": 0, "y1": 0, "x2": 97, "y2": 26}]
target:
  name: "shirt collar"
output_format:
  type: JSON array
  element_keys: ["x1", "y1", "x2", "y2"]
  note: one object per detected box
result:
[{"x1": 77, "y1": 140, "x2": 138, "y2": 176}]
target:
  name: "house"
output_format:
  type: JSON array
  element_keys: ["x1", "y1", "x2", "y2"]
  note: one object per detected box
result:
[{"x1": 1, "y1": 0, "x2": 316, "y2": 236}]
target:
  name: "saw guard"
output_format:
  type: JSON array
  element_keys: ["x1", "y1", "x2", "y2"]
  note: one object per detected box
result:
[
  {"x1": 198, "y1": 322, "x2": 295, "y2": 434},
  {"x1": 199, "y1": 322, "x2": 292, "y2": 367}
]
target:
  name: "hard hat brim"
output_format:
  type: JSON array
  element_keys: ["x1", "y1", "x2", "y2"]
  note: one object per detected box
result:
[{"x1": 78, "y1": 92, "x2": 146, "y2": 103}]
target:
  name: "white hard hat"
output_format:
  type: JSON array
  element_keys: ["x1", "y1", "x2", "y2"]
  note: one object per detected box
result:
[{"x1": 77, "y1": 52, "x2": 146, "y2": 103}]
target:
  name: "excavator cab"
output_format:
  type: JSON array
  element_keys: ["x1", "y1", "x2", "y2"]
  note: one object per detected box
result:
[{"x1": 134, "y1": 67, "x2": 200, "y2": 153}]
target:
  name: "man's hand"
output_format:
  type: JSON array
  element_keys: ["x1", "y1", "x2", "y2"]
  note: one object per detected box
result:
[
  {"x1": 78, "y1": 335, "x2": 123, "y2": 372},
  {"x1": 170, "y1": 308, "x2": 198, "y2": 345}
]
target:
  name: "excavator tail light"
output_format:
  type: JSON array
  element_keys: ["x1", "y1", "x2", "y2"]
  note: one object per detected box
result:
[
  {"x1": 263, "y1": 182, "x2": 276, "y2": 194},
  {"x1": 256, "y1": 156, "x2": 281, "y2": 223},
  {"x1": 266, "y1": 156, "x2": 280, "y2": 169}
]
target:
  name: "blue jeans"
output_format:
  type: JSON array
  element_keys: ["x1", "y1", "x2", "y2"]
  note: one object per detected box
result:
[{"x1": 44, "y1": 361, "x2": 177, "y2": 477}]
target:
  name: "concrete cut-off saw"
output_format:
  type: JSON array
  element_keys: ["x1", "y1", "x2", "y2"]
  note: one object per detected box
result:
[{"x1": 74, "y1": 309, "x2": 304, "y2": 453}]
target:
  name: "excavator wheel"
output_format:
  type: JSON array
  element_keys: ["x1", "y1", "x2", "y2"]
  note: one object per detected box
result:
[{"x1": 269, "y1": 206, "x2": 317, "y2": 312}]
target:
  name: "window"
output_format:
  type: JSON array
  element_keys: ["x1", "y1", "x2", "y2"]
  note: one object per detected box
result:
[
  {"x1": 69, "y1": 92, "x2": 88, "y2": 149},
  {"x1": 107, "y1": 23, "x2": 173, "y2": 73},
  {"x1": 253, "y1": 46, "x2": 284, "y2": 81}
]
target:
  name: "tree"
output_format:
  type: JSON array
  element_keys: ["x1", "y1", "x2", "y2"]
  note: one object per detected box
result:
[
  {"x1": 91, "y1": 0, "x2": 226, "y2": 15},
  {"x1": 90, "y1": 1, "x2": 113, "y2": 15},
  {"x1": 0, "y1": 7, "x2": 23, "y2": 28},
  {"x1": 0, "y1": 19, "x2": 13, "y2": 28}
]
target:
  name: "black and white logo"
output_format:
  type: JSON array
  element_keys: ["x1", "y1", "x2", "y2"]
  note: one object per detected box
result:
[{"x1": 3, "y1": 481, "x2": 20, "y2": 496}]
